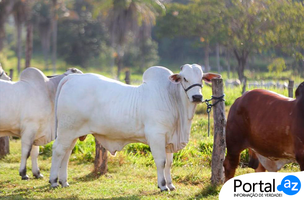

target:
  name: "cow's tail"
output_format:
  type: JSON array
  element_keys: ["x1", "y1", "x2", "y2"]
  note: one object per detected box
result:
[{"x1": 54, "y1": 76, "x2": 69, "y2": 139}]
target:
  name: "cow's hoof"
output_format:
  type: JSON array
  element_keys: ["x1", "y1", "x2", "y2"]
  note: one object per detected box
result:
[
  {"x1": 159, "y1": 186, "x2": 170, "y2": 192},
  {"x1": 168, "y1": 184, "x2": 176, "y2": 191},
  {"x1": 50, "y1": 182, "x2": 59, "y2": 188},
  {"x1": 34, "y1": 173, "x2": 43, "y2": 179},
  {"x1": 59, "y1": 180, "x2": 69, "y2": 188},
  {"x1": 21, "y1": 175, "x2": 29, "y2": 180}
]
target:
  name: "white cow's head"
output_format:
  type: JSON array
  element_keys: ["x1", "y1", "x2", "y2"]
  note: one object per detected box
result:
[
  {"x1": 64, "y1": 68, "x2": 83, "y2": 75},
  {"x1": 0, "y1": 64, "x2": 11, "y2": 81},
  {"x1": 169, "y1": 64, "x2": 221, "y2": 103}
]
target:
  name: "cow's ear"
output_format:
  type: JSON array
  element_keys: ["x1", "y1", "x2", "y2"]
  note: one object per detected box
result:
[
  {"x1": 203, "y1": 73, "x2": 222, "y2": 83},
  {"x1": 169, "y1": 74, "x2": 181, "y2": 84}
]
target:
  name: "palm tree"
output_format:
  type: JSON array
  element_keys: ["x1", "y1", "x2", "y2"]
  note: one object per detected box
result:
[
  {"x1": 32, "y1": 1, "x2": 53, "y2": 71},
  {"x1": 96, "y1": 0, "x2": 165, "y2": 78},
  {"x1": 51, "y1": 0, "x2": 58, "y2": 74},
  {"x1": 13, "y1": 0, "x2": 27, "y2": 74},
  {"x1": 24, "y1": 0, "x2": 35, "y2": 69}
]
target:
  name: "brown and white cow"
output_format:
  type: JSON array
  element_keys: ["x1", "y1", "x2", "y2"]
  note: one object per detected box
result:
[{"x1": 224, "y1": 84, "x2": 304, "y2": 181}]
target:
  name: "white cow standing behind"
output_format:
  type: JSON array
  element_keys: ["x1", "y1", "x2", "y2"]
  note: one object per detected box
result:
[
  {"x1": 0, "y1": 67, "x2": 82, "y2": 180},
  {"x1": 49, "y1": 64, "x2": 221, "y2": 190},
  {"x1": 0, "y1": 64, "x2": 11, "y2": 81}
]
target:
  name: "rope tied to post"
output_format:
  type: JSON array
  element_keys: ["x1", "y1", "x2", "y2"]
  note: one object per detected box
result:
[{"x1": 204, "y1": 95, "x2": 225, "y2": 137}]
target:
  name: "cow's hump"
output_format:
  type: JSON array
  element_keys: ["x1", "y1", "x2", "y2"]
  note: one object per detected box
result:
[
  {"x1": 20, "y1": 67, "x2": 48, "y2": 84},
  {"x1": 142, "y1": 66, "x2": 173, "y2": 84}
]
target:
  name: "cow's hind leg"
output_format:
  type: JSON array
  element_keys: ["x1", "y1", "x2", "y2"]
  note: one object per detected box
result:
[
  {"x1": 58, "y1": 138, "x2": 77, "y2": 187},
  {"x1": 19, "y1": 136, "x2": 33, "y2": 180},
  {"x1": 49, "y1": 139, "x2": 71, "y2": 188},
  {"x1": 31, "y1": 145, "x2": 43, "y2": 179},
  {"x1": 165, "y1": 153, "x2": 175, "y2": 191}
]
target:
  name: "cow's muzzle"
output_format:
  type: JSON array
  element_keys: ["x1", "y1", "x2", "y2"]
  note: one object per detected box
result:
[{"x1": 192, "y1": 95, "x2": 202, "y2": 102}]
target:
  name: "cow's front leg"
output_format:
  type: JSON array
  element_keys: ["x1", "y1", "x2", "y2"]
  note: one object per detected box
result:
[
  {"x1": 58, "y1": 139, "x2": 77, "y2": 187},
  {"x1": 19, "y1": 137, "x2": 33, "y2": 180},
  {"x1": 31, "y1": 145, "x2": 43, "y2": 179},
  {"x1": 49, "y1": 140, "x2": 68, "y2": 188},
  {"x1": 148, "y1": 134, "x2": 169, "y2": 191},
  {"x1": 165, "y1": 153, "x2": 175, "y2": 191}
]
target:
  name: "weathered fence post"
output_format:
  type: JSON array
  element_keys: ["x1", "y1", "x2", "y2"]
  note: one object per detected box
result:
[
  {"x1": 211, "y1": 78, "x2": 226, "y2": 185},
  {"x1": 242, "y1": 76, "x2": 247, "y2": 94},
  {"x1": 9, "y1": 69, "x2": 13, "y2": 81},
  {"x1": 288, "y1": 80, "x2": 294, "y2": 98},
  {"x1": 0, "y1": 137, "x2": 9, "y2": 158},
  {"x1": 94, "y1": 138, "x2": 108, "y2": 175},
  {"x1": 124, "y1": 70, "x2": 130, "y2": 85}
]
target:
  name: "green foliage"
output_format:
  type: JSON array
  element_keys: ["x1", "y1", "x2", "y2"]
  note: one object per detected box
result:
[
  {"x1": 126, "y1": 143, "x2": 151, "y2": 155},
  {"x1": 267, "y1": 58, "x2": 286, "y2": 74},
  {"x1": 57, "y1": 0, "x2": 109, "y2": 68},
  {"x1": 123, "y1": 38, "x2": 159, "y2": 73}
]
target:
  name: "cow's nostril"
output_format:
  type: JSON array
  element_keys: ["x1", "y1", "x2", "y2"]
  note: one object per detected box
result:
[{"x1": 192, "y1": 95, "x2": 202, "y2": 102}]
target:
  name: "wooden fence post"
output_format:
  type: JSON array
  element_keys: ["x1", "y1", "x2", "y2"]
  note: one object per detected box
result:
[
  {"x1": 288, "y1": 80, "x2": 294, "y2": 98},
  {"x1": 94, "y1": 138, "x2": 108, "y2": 175},
  {"x1": 9, "y1": 69, "x2": 13, "y2": 81},
  {"x1": 0, "y1": 137, "x2": 9, "y2": 159},
  {"x1": 124, "y1": 70, "x2": 130, "y2": 85},
  {"x1": 211, "y1": 78, "x2": 226, "y2": 185}
]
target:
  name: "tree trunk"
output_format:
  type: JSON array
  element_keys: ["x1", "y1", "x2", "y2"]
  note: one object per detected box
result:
[
  {"x1": 225, "y1": 48, "x2": 231, "y2": 79},
  {"x1": 237, "y1": 58, "x2": 246, "y2": 83},
  {"x1": 51, "y1": 0, "x2": 57, "y2": 75},
  {"x1": 94, "y1": 138, "x2": 108, "y2": 175},
  {"x1": 216, "y1": 43, "x2": 220, "y2": 73},
  {"x1": 25, "y1": 22, "x2": 33, "y2": 68},
  {"x1": 16, "y1": 22, "x2": 22, "y2": 74},
  {"x1": 0, "y1": 0, "x2": 16, "y2": 51},
  {"x1": 234, "y1": 49, "x2": 248, "y2": 83},
  {"x1": 0, "y1": 137, "x2": 9, "y2": 159},
  {"x1": 204, "y1": 42, "x2": 210, "y2": 71}
]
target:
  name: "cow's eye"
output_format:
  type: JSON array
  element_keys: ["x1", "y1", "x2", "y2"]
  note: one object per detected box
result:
[{"x1": 184, "y1": 78, "x2": 188, "y2": 82}]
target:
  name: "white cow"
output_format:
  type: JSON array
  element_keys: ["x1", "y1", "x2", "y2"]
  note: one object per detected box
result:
[
  {"x1": 49, "y1": 64, "x2": 221, "y2": 190},
  {"x1": 0, "y1": 67, "x2": 82, "y2": 180},
  {"x1": 0, "y1": 64, "x2": 11, "y2": 81}
]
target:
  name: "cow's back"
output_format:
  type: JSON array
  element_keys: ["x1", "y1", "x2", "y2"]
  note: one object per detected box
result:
[
  {"x1": 226, "y1": 89, "x2": 296, "y2": 158},
  {"x1": 56, "y1": 74, "x2": 147, "y2": 137}
]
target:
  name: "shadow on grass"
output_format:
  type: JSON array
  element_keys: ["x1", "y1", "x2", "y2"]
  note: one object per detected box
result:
[
  {"x1": 191, "y1": 182, "x2": 222, "y2": 200},
  {"x1": 0, "y1": 183, "x2": 142, "y2": 200},
  {"x1": 73, "y1": 171, "x2": 104, "y2": 183}
]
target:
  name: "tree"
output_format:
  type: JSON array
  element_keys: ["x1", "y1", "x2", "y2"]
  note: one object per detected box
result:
[
  {"x1": 270, "y1": 0, "x2": 304, "y2": 72},
  {"x1": 93, "y1": 0, "x2": 165, "y2": 78},
  {"x1": 13, "y1": 0, "x2": 27, "y2": 74},
  {"x1": 0, "y1": 0, "x2": 16, "y2": 51},
  {"x1": 57, "y1": 0, "x2": 107, "y2": 68},
  {"x1": 223, "y1": 0, "x2": 277, "y2": 82},
  {"x1": 51, "y1": 0, "x2": 57, "y2": 74},
  {"x1": 156, "y1": 0, "x2": 225, "y2": 71},
  {"x1": 32, "y1": 1, "x2": 53, "y2": 71},
  {"x1": 25, "y1": 0, "x2": 35, "y2": 69}
]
